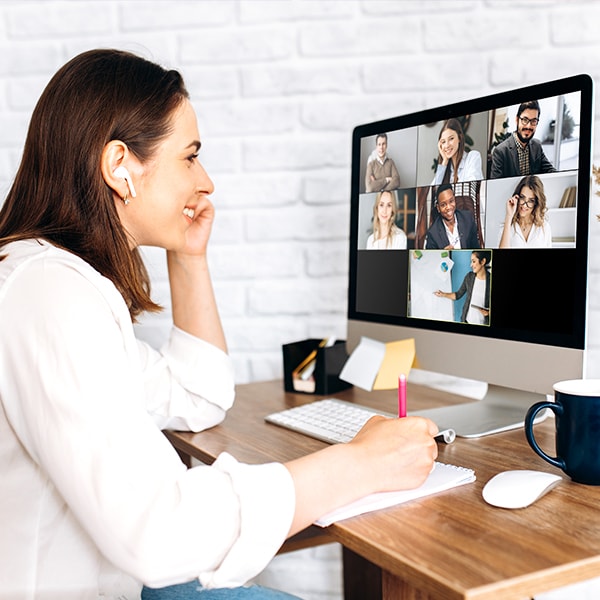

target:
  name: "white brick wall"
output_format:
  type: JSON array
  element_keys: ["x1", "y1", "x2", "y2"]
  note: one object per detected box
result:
[{"x1": 2, "y1": 1, "x2": 600, "y2": 598}]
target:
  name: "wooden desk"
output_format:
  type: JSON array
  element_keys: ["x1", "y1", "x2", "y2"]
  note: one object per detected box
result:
[{"x1": 165, "y1": 380, "x2": 600, "y2": 600}]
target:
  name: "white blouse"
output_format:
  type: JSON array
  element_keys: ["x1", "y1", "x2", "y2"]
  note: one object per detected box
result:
[
  {"x1": 366, "y1": 229, "x2": 407, "y2": 250},
  {"x1": 466, "y1": 277, "x2": 486, "y2": 325},
  {"x1": 501, "y1": 221, "x2": 553, "y2": 248},
  {"x1": 432, "y1": 150, "x2": 483, "y2": 185},
  {"x1": 0, "y1": 240, "x2": 295, "y2": 600}
]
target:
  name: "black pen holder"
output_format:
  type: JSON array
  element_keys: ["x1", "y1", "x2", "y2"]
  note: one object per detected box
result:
[{"x1": 282, "y1": 339, "x2": 353, "y2": 395}]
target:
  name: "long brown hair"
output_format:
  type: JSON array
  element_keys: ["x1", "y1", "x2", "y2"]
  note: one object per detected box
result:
[
  {"x1": 438, "y1": 118, "x2": 465, "y2": 185},
  {"x1": 0, "y1": 49, "x2": 189, "y2": 319}
]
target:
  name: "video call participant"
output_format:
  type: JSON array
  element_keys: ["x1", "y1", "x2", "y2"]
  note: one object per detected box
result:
[
  {"x1": 365, "y1": 132, "x2": 401, "y2": 192},
  {"x1": 425, "y1": 184, "x2": 481, "y2": 250},
  {"x1": 489, "y1": 100, "x2": 557, "y2": 179},
  {"x1": 366, "y1": 190, "x2": 408, "y2": 249},
  {"x1": 434, "y1": 250, "x2": 491, "y2": 325},
  {"x1": 499, "y1": 175, "x2": 552, "y2": 248},
  {"x1": 431, "y1": 118, "x2": 483, "y2": 185}
]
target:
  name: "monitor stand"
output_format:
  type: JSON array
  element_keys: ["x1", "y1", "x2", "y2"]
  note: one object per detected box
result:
[{"x1": 409, "y1": 384, "x2": 551, "y2": 438}]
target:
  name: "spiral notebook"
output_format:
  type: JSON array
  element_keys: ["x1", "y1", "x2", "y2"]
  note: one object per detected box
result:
[{"x1": 314, "y1": 462, "x2": 475, "y2": 527}]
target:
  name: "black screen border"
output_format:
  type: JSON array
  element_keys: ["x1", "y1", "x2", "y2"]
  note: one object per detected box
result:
[{"x1": 348, "y1": 74, "x2": 593, "y2": 350}]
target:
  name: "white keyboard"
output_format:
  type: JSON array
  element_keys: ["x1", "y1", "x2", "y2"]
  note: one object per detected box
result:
[
  {"x1": 265, "y1": 398, "x2": 394, "y2": 444},
  {"x1": 265, "y1": 398, "x2": 456, "y2": 444}
]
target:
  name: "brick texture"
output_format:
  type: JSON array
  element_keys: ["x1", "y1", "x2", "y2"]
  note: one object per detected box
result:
[{"x1": 1, "y1": 1, "x2": 600, "y2": 599}]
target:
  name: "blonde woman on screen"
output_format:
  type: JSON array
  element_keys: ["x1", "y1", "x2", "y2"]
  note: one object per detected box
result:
[{"x1": 366, "y1": 190, "x2": 408, "y2": 250}]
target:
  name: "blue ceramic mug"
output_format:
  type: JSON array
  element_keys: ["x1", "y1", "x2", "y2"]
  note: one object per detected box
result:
[{"x1": 525, "y1": 379, "x2": 600, "y2": 485}]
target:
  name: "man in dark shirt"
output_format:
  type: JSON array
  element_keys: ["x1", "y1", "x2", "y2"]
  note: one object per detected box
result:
[
  {"x1": 490, "y1": 100, "x2": 556, "y2": 179},
  {"x1": 425, "y1": 184, "x2": 481, "y2": 250}
]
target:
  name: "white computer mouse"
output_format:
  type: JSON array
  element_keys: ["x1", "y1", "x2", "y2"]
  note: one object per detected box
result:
[{"x1": 482, "y1": 469, "x2": 562, "y2": 509}]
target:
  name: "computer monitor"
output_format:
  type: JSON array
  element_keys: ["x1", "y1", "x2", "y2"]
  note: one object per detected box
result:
[{"x1": 347, "y1": 74, "x2": 594, "y2": 437}]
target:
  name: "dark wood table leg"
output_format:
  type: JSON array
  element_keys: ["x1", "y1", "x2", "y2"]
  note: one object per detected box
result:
[{"x1": 342, "y1": 546, "x2": 382, "y2": 600}]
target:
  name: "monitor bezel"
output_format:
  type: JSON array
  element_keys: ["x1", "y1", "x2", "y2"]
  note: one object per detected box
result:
[{"x1": 348, "y1": 74, "x2": 593, "y2": 353}]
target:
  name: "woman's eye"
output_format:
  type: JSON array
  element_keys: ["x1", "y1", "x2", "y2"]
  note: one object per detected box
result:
[{"x1": 187, "y1": 153, "x2": 199, "y2": 163}]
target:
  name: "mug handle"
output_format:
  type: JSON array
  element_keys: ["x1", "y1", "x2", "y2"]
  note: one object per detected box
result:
[{"x1": 524, "y1": 401, "x2": 565, "y2": 470}]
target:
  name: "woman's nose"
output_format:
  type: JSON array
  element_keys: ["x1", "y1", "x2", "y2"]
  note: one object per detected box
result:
[{"x1": 196, "y1": 161, "x2": 215, "y2": 195}]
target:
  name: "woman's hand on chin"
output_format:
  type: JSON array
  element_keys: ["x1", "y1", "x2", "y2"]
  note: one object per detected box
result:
[{"x1": 176, "y1": 196, "x2": 215, "y2": 258}]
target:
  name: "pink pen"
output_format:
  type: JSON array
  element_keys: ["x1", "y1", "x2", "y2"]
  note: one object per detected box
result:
[{"x1": 398, "y1": 373, "x2": 407, "y2": 418}]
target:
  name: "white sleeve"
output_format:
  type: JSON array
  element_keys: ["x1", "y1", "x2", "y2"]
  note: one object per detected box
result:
[
  {"x1": 497, "y1": 223, "x2": 506, "y2": 248},
  {"x1": 462, "y1": 151, "x2": 483, "y2": 182},
  {"x1": 0, "y1": 259, "x2": 295, "y2": 588},
  {"x1": 392, "y1": 229, "x2": 408, "y2": 249},
  {"x1": 137, "y1": 327, "x2": 235, "y2": 432},
  {"x1": 431, "y1": 164, "x2": 445, "y2": 186}
]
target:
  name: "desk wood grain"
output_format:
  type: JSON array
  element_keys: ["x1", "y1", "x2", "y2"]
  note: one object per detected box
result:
[{"x1": 165, "y1": 380, "x2": 600, "y2": 600}]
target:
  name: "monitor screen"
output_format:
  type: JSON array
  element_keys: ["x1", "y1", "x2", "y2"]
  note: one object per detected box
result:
[{"x1": 347, "y1": 74, "x2": 594, "y2": 436}]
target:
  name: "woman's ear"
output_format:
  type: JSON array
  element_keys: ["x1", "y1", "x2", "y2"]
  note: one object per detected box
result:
[{"x1": 100, "y1": 141, "x2": 133, "y2": 200}]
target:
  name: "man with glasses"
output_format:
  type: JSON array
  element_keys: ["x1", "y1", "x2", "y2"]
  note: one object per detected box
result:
[{"x1": 489, "y1": 100, "x2": 556, "y2": 179}]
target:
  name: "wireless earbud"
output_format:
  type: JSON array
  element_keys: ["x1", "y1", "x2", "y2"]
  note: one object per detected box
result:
[{"x1": 113, "y1": 166, "x2": 137, "y2": 198}]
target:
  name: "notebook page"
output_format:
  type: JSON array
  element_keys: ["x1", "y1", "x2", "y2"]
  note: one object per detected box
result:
[{"x1": 315, "y1": 462, "x2": 475, "y2": 527}]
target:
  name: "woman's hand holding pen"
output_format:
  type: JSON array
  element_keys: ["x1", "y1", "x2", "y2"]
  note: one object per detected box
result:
[
  {"x1": 284, "y1": 414, "x2": 438, "y2": 535},
  {"x1": 350, "y1": 415, "x2": 439, "y2": 493},
  {"x1": 285, "y1": 359, "x2": 439, "y2": 534}
]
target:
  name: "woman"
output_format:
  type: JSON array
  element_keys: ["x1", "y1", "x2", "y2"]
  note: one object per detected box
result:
[
  {"x1": 434, "y1": 251, "x2": 491, "y2": 325},
  {"x1": 366, "y1": 190, "x2": 408, "y2": 249},
  {"x1": 431, "y1": 118, "x2": 483, "y2": 185},
  {"x1": 0, "y1": 49, "x2": 438, "y2": 600},
  {"x1": 499, "y1": 175, "x2": 552, "y2": 248}
]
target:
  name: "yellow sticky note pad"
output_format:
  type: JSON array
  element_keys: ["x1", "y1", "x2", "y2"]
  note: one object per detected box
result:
[{"x1": 373, "y1": 338, "x2": 417, "y2": 390}]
